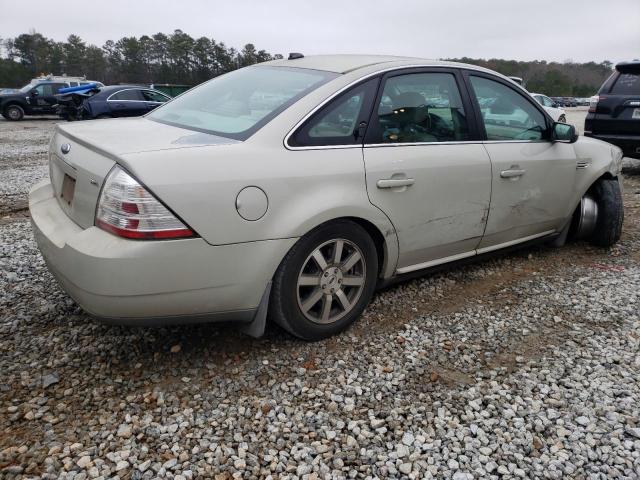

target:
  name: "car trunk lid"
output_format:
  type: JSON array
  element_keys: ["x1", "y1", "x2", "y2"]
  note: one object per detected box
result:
[{"x1": 49, "y1": 118, "x2": 238, "y2": 229}]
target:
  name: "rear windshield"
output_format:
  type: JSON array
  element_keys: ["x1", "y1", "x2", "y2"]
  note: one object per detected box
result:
[
  {"x1": 148, "y1": 66, "x2": 338, "y2": 140},
  {"x1": 611, "y1": 73, "x2": 640, "y2": 95}
]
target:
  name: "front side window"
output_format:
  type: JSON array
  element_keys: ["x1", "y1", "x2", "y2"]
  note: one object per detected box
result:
[
  {"x1": 368, "y1": 72, "x2": 470, "y2": 144},
  {"x1": 149, "y1": 66, "x2": 338, "y2": 140},
  {"x1": 142, "y1": 90, "x2": 170, "y2": 103},
  {"x1": 470, "y1": 76, "x2": 547, "y2": 141},
  {"x1": 110, "y1": 89, "x2": 144, "y2": 101},
  {"x1": 34, "y1": 84, "x2": 54, "y2": 96},
  {"x1": 289, "y1": 78, "x2": 378, "y2": 147}
]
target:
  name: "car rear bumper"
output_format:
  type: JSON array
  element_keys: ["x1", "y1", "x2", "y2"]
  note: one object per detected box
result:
[
  {"x1": 29, "y1": 180, "x2": 296, "y2": 325},
  {"x1": 584, "y1": 132, "x2": 640, "y2": 159}
]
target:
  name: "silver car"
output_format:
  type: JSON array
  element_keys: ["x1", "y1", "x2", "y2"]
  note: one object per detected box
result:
[{"x1": 29, "y1": 55, "x2": 624, "y2": 341}]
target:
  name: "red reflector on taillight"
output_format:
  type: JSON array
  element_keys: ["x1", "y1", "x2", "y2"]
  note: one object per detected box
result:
[{"x1": 96, "y1": 219, "x2": 194, "y2": 239}]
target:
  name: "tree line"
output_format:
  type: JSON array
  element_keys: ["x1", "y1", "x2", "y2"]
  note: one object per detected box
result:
[
  {"x1": 0, "y1": 30, "x2": 281, "y2": 87},
  {"x1": 0, "y1": 31, "x2": 614, "y2": 96},
  {"x1": 446, "y1": 57, "x2": 614, "y2": 97}
]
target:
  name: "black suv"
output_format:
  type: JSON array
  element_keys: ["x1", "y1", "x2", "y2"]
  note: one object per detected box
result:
[
  {"x1": 585, "y1": 61, "x2": 640, "y2": 159},
  {"x1": 0, "y1": 81, "x2": 68, "y2": 121}
]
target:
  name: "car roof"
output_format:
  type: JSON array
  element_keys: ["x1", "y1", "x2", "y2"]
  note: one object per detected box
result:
[
  {"x1": 100, "y1": 85, "x2": 148, "y2": 92},
  {"x1": 262, "y1": 54, "x2": 484, "y2": 74}
]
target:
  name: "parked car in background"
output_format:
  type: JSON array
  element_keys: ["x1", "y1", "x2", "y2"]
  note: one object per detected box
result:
[
  {"x1": 56, "y1": 85, "x2": 171, "y2": 120},
  {"x1": 2, "y1": 81, "x2": 69, "y2": 120},
  {"x1": 28, "y1": 75, "x2": 104, "y2": 89},
  {"x1": 563, "y1": 97, "x2": 578, "y2": 107},
  {"x1": 585, "y1": 60, "x2": 640, "y2": 159},
  {"x1": 30, "y1": 54, "x2": 624, "y2": 341},
  {"x1": 1, "y1": 77, "x2": 103, "y2": 121},
  {"x1": 531, "y1": 93, "x2": 567, "y2": 122},
  {"x1": 576, "y1": 97, "x2": 591, "y2": 107}
]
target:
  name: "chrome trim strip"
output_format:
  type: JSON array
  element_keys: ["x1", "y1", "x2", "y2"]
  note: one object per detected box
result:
[
  {"x1": 396, "y1": 250, "x2": 476, "y2": 274},
  {"x1": 396, "y1": 230, "x2": 555, "y2": 274},
  {"x1": 363, "y1": 139, "x2": 547, "y2": 148},
  {"x1": 284, "y1": 63, "x2": 484, "y2": 152},
  {"x1": 283, "y1": 62, "x2": 549, "y2": 151},
  {"x1": 106, "y1": 88, "x2": 170, "y2": 103},
  {"x1": 476, "y1": 230, "x2": 555, "y2": 255}
]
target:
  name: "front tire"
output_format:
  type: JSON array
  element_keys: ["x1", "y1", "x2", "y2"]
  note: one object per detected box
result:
[
  {"x1": 3, "y1": 104, "x2": 24, "y2": 121},
  {"x1": 558, "y1": 114, "x2": 566, "y2": 123},
  {"x1": 269, "y1": 220, "x2": 378, "y2": 341},
  {"x1": 590, "y1": 178, "x2": 623, "y2": 247}
]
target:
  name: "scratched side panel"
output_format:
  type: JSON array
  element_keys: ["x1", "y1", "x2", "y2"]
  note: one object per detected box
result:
[
  {"x1": 363, "y1": 143, "x2": 492, "y2": 269},
  {"x1": 479, "y1": 141, "x2": 577, "y2": 248}
]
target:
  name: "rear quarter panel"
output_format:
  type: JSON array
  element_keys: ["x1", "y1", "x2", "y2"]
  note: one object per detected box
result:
[{"x1": 119, "y1": 144, "x2": 399, "y2": 276}]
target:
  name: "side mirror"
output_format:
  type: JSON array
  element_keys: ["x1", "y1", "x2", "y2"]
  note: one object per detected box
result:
[
  {"x1": 551, "y1": 102, "x2": 558, "y2": 108},
  {"x1": 552, "y1": 122, "x2": 578, "y2": 143}
]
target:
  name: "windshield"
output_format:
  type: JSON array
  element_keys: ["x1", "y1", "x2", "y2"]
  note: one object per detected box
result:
[
  {"x1": 148, "y1": 66, "x2": 338, "y2": 140},
  {"x1": 19, "y1": 84, "x2": 33, "y2": 93}
]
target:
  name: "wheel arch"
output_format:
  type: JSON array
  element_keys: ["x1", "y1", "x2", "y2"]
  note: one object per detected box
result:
[
  {"x1": 291, "y1": 214, "x2": 398, "y2": 280},
  {"x1": 2, "y1": 101, "x2": 26, "y2": 115}
]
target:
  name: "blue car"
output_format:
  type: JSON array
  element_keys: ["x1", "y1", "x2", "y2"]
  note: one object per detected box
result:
[{"x1": 57, "y1": 85, "x2": 171, "y2": 120}]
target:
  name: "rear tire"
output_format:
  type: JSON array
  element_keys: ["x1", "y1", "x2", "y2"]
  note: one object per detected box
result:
[
  {"x1": 269, "y1": 220, "x2": 378, "y2": 341},
  {"x1": 3, "y1": 104, "x2": 24, "y2": 121},
  {"x1": 590, "y1": 178, "x2": 623, "y2": 247}
]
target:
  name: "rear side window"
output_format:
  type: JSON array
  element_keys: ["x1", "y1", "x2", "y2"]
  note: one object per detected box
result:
[
  {"x1": 110, "y1": 89, "x2": 143, "y2": 101},
  {"x1": 611, "y1": 73, "x2": 640, "y2": 95},
  {"x1": 289, "y1": 78, "x2": 378, "y2": 147},
  {"x1": 368, "y1": 72, "x2": 470, "y2": 144}
]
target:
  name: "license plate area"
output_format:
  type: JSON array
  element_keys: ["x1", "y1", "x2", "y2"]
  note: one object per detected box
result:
[{"x1": 61, "y1": 174, "x2": 76, "y2": 206}]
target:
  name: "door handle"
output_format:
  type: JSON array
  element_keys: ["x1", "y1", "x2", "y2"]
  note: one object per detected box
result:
[
  {"x1": 500, "y1": 168, "x2": 526, "y2": 178},
  {"x1": 377, "y1": 178, "x2": 415, "y2": 189}
]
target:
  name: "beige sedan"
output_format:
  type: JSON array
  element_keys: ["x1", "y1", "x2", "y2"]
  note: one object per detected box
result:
[{"x1": 29, "y1": 54, "x2": 624, "y2": 340}]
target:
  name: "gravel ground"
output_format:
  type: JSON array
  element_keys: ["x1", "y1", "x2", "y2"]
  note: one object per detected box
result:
[{"x1": 1, "y1": 115, "x2": 640, "y2": 479}]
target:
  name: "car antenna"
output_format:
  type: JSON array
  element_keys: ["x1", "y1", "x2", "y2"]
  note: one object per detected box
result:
[{"x1": 288, "y1": 52, "x2": 304, "y2": 60}]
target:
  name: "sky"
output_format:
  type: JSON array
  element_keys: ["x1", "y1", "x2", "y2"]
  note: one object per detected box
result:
[{"x1": 1, "y1": 0, "x2": 639, "y2": 64}]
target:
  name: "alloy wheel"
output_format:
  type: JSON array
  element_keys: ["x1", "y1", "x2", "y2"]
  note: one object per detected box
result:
[
  {"x1": 7, "y1": 107, "x2": 21, "y2": 120},
  {"x1": 296, "y1": 238, "x2": 366, "y2": 324}
]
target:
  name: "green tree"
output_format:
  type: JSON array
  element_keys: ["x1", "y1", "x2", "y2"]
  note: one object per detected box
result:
[{"x1": 64, "y1": 34, "x2": 86, "y2": 75}]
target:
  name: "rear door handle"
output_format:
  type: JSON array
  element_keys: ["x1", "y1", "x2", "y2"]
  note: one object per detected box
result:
[
  {"x1": 500, "y1": 168, "x2": 526, "y2": 178},
  {"x1": 377, "y1": 178, "x2": 415, "y2": 189}
]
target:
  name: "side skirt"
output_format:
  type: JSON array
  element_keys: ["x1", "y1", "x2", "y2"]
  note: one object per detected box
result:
[{"x1": 376, "y1": 232, "x2": 560, "y2": 290}]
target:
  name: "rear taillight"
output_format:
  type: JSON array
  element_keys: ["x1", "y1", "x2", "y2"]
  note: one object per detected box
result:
[
  {"x1": 95, "y1": 166, "x2": 194, "y2": 240},
  {"x1": 588, "y1": 95, "x2": 599, "y2": 113}
]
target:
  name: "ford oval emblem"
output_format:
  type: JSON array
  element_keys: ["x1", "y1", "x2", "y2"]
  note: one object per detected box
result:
[{"x1": 61, "y1": 143, "x2": 71, "y2": 154}]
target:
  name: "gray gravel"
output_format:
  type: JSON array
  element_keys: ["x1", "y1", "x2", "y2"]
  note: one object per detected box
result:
[
  {"x1": 0, "y1": 118, "x2": 57, "y2": 215},
  {"x1": 1, "y1": 116, "x2": 640, "y2": 479}
]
